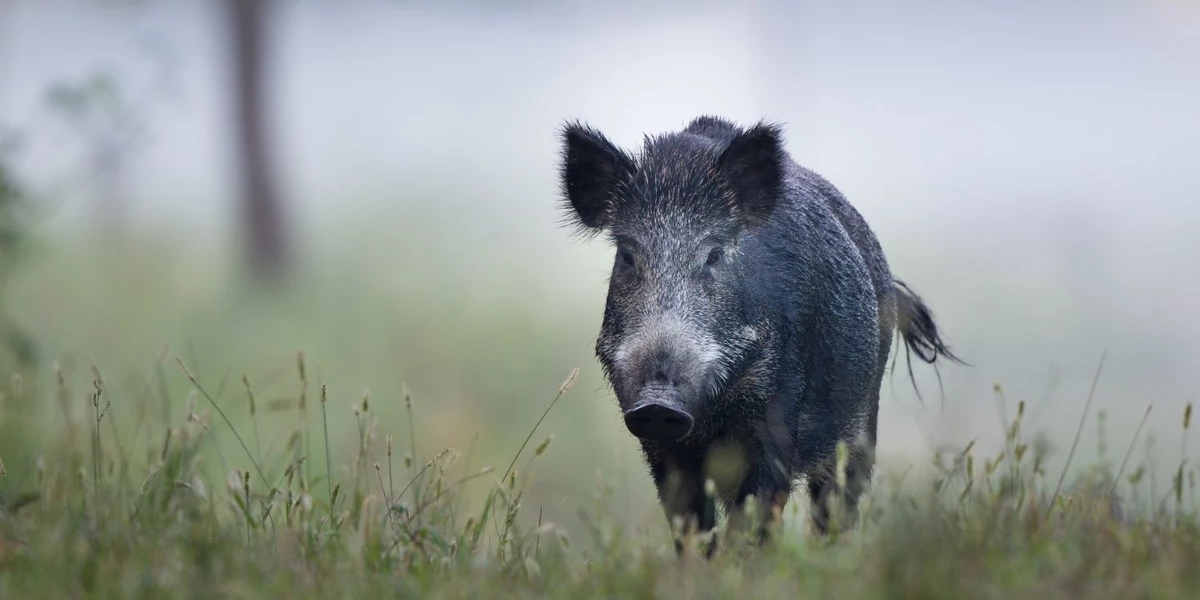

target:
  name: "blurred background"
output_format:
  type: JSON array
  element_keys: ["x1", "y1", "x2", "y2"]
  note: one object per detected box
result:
[{"x1": 1, "y1": 0, "x2": 1198, "y2": 536}]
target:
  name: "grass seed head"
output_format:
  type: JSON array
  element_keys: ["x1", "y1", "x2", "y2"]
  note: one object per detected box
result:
[
  {"x1": 558, "y1": 368, "x2": 579, "y2": 394},
  {"x1": 534, "y1": 435, "x2": 553, "y2": 457},
  {"x1": 160, "y1": 428, "x2": 173, "y2": 462},
  {"x1": 243, "y1": 376, "x2": 256, "y2": 416}
]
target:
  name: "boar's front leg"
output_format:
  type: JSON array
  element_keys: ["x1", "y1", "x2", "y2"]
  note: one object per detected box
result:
[
  {"x1": 649, "y1": 451, "x2": 717, "y2": 557},
  {"x1": 726, "y1": 446, "x2": 795, "y2": 546}
]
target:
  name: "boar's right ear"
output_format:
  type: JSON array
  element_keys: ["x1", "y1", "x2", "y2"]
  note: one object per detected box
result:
[
  {"x1": 717, "y1": 122, "x2": 786, "y2": 227},
  {"x1": 558, "y1": 121, "x2": 636, "y2": 234}
]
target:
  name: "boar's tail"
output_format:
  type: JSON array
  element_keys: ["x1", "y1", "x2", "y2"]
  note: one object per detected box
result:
[{"x1": 891, "y1": 279, "x2": 967, "y2": 405}]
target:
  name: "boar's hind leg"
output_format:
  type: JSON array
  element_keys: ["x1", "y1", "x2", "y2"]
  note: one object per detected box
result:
[
  {"x1": 806, "y1": 440, "x2": 875, "y2": 536},
  {"x1": 651, "y1": 458, "x2": 717, "y2": 557}
]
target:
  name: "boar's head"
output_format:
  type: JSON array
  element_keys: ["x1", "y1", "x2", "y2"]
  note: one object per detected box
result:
[{"x1": 558, "y1": 117, "x2": 786, "y2": 442}]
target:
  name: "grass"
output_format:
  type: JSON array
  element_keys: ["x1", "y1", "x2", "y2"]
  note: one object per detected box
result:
[
  {"x1": 0, "y1": 206, "x2": 1196, "y2": 598},
  {"x1": 0, "y1": 345, "x2": 1198, "y2": 599}
]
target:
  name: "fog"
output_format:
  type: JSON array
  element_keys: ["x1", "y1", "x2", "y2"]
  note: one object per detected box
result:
[{"x1": 2, "y1": 1, "x2": 1197, "y2": 530}]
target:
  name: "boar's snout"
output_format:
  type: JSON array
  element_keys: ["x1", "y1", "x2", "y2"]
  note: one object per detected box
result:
[
  {"x1": 612, "y1": 325, "x2": 715, "y2": 442},
  {"x1": 623, "y1": 391, "x2": 694, "y2": 442}
]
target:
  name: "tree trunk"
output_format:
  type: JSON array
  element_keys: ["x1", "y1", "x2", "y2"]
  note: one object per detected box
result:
[{"x1": 226, "y1": 0, "x2": 289, "y2": 284}]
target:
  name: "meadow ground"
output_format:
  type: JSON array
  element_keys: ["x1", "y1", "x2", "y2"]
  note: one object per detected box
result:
[
  {"x1": 0, "y1": 355, "x2": 1198, "y2": 599},
  {"x1": 0, "y1": 215, "x2": 1198, "y2": 598}
]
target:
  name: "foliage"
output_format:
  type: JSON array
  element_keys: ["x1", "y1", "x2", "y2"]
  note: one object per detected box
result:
[{"x1": 0, "y1": 132, "x2": 36, "y2": 365}]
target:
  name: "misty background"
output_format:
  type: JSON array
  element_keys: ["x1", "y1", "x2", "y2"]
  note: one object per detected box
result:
[{"x1": 1, "y1": 1, "x2": 1198, "y2": 536}]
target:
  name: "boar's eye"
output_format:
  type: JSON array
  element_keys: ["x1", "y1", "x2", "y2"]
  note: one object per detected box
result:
[
  {"x1": 705, "y1": 247, "x2": 724, "y2": 267},
  {"x1": 618, "y1": 248, "x2": 636, "y2": 270}
]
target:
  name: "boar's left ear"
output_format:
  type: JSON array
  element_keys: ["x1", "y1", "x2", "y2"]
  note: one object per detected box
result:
[
  {"x1": 558, "y1": 121, "x2": 636, "y2": 234},
  {"x1": 717, "y1": 122, "x2": 786, "y2": 227}
]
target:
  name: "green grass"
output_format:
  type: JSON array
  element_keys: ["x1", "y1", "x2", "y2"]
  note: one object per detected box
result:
[
  {"x1": 1, "y1": 346, "x2": 1198, "y2": 599},
  {"x1": 0, "y1": 212, "x2": 1197, "y2": 598}
]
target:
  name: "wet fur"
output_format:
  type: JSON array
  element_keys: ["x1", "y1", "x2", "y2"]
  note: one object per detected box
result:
[{"x1": 558, "y1": 115, "x2": 964, "y2": 552}]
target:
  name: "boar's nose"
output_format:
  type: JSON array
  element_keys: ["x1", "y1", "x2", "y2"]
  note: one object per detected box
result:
[{"x1": 623, "y1": 400, "x2": 694, "y2": 442}]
